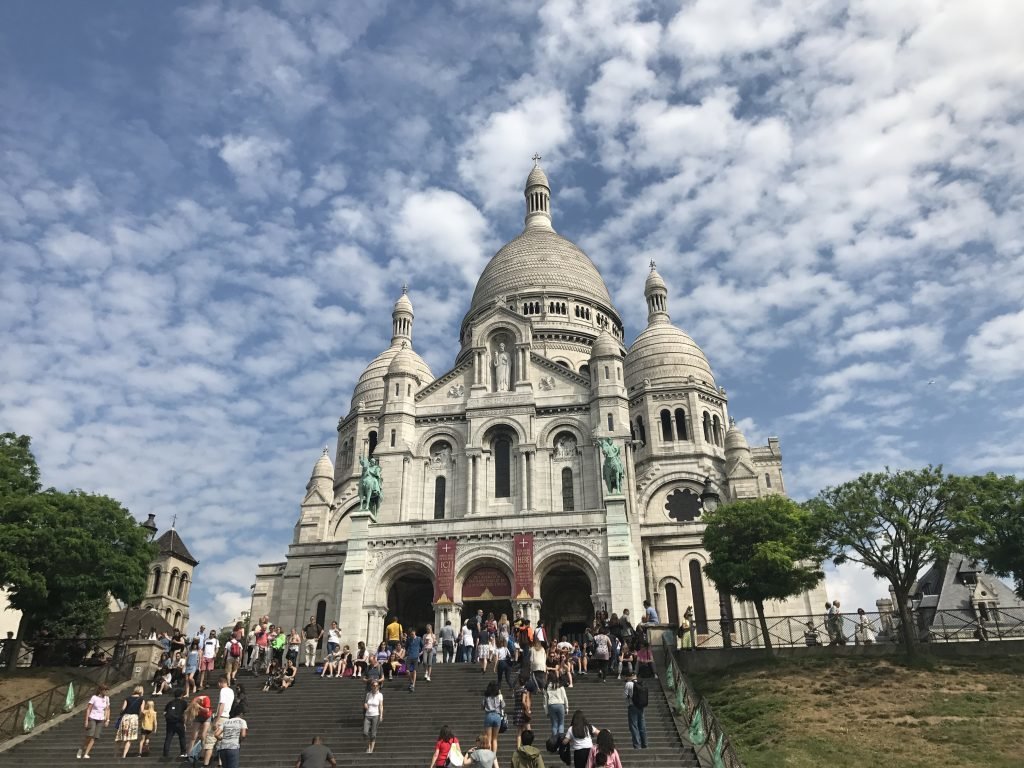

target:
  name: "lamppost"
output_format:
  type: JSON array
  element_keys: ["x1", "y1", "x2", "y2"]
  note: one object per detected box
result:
[{"x1": 699, "y1": 478, "x2": 731, "y2": 647}]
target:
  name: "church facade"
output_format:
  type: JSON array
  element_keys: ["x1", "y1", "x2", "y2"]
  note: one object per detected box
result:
[{"x1": 250, "y1": 162, "x2": 826, "y2": 645}]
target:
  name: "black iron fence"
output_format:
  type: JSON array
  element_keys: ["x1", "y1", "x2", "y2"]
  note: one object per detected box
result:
[
  {"x1": 0, "y1": 649, "x2": 136, "y2": 745},
  {"x1": 671, "y1": 607, "x2": 1024, "y2": 650},
  {"x1": 661, "y1": 636, "x2": 743, "y2": 768}
]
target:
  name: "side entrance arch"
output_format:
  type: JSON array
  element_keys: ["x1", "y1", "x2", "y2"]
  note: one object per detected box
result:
[{"x1": 386, "y1": 570, "x2": 435, "y2": 636}]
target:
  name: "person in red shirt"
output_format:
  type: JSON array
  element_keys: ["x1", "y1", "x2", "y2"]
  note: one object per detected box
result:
[{"x1": 430, "y1": 725, "x2": 460, "y2": 768}]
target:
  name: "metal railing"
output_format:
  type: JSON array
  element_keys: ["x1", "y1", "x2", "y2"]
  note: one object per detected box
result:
[
  {"x1": 0, "y1": 650, "x2": 136, "y2": 746},
  {"x1": 670, "y1": 607, "x2": 1024, "y2": 650},
  {"x1": 662, "y1": 636, "x2": 743, "y2": 768}
]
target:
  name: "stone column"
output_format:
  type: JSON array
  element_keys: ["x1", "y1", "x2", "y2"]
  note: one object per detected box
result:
[{"x1": 519, "y1": 451, "x2": 529, "y2": 512}]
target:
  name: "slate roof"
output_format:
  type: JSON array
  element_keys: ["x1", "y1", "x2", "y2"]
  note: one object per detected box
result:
[{"x1": 156, "y1": 529, "x2": 198, "y2": 566}]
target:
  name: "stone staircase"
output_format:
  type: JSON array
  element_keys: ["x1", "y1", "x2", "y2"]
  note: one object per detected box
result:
[{"x1": 3, "y1": 663, "x2": 698, "y2": 767}]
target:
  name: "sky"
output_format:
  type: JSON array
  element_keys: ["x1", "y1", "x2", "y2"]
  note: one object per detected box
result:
[{"x1": 1, "y1": 0, "x2": 1022, "y2": 632}]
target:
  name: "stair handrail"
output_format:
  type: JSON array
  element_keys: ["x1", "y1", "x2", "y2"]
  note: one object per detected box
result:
[
  {"x1": 661, "y1": 635, "x2": 744, "y2": 768},
  {"x1": 0, "y1": 652, "x2": 137, "y2": 747}
]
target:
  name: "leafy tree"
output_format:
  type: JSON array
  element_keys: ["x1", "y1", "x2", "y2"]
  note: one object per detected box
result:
[
  {"x1": 949, "y1": 473, "x2": 1024, "y2": 599},
  {"x1": 0, "y1": 432, "x2": 41, "y2": 496},
  {"x1": 806, "y1": 466, "x2": 955, "y2": 656},
  {"x1": 0, "y1": 433, "x2": 154, "y2": 638},
  {"x1": 702, "y1": 495, "x2": 826, "y2": 651}
]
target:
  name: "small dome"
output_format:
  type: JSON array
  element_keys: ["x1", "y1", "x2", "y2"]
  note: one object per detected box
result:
[
  {"x1": 387, "y1": 343, "x2": 419, "y2": 376},
  {"x1": 393, "y1": 288, "x2": 413, "y2": 314},
  {"x1": 724, "y1": 424, "x2": 751, "y2": 454},
  {"x1": 645, "y1": 264, "x2": 667, "y2": 294},
  {"x1": 625, "y1": 323, "x2": 715, "y2": 391},
  {"x1": 526, "y1": 163, "x2": 550, "y2": 189},
  {"x1": 591, "y1": 330, "x2": 620, "y2": 359},
  {"x1": 311, "y1": 448, "x2": 334, "y2": 480},
  {"x1": 351, "y1": 343, "x2": 433, "y2": 410}
]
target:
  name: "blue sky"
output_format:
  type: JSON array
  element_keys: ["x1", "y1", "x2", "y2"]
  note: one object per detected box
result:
[{"x1": 2, "y1": 1, "x2": 1022, "y2": 630}]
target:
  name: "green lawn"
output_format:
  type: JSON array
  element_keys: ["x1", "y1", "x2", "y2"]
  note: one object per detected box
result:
[{"x1": 690, "y1": 655, "x2": 1024, "y2": 768}]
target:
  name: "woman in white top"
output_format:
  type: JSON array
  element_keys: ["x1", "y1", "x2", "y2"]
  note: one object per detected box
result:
[
  {"x1": 363, "y1": 680, "x2": 384, "y2": 753},
  {"x1": 855, "y1": 608, "x2": 876, "y2": 645},
  {"x1": 544, "y1": 671, "x2": 569, "y2": 736},
  {"x1": 422, "y1": 625, "x2": 437, "y2": 682},
  {"x1": 563, "y1": 710, "x2": 599, "y2": 768},
  {"x1": 460, "y1": 621, "x2": 475, "y2": 663},
  {"x1": 529, "y1": 637, "x2": 547, "y2": 691}
]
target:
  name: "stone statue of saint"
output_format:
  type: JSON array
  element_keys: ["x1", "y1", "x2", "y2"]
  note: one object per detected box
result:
[
  {"x1": 492, "y1": 342, "x2": 511, "y2": 392},
  {"x1": 594, "y1": 435, "x2": 624, "y2": 494}
]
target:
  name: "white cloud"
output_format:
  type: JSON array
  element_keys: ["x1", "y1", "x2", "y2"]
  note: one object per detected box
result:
[
  {"x1": 458, "y1": 90, "x2": 575, "y2": 210},
  {"x1": 965, "y1": 309, "x2": 1024, "y2": 381},
  {"x1": 214, "y1": 134, "x2": 301, "y2": 200}
]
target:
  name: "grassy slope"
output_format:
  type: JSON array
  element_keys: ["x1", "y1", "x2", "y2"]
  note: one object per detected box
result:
[{"x1": 690, "y1": 655, "x2": 1024, "y2": 768}]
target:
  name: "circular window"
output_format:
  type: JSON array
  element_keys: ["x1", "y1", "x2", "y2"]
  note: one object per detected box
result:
[{"x1": 665, "y1": 488, "x2": 701, "y2": 522}]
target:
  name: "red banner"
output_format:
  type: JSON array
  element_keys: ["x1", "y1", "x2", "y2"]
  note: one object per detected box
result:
[
  {"x1": 513, "y1": 533, "x2": 534, "y2": 599},
  {"x1": 463, "y1": 567, "x2": 512, "y2": 600},
  {"x1": 434, "y1": 538, "x2": 456, "y2": 603}
]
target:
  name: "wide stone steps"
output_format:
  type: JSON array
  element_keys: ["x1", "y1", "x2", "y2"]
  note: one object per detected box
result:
[{"x1": 4, "y1": 663, "x2": 698, "y2": 767}]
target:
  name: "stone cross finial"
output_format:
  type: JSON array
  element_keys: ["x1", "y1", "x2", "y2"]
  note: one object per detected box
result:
[
  {"x1": 532, "y1": 153, "x2": 542, "y2": 165},
  {"x1": 649, "y1": 259, "x2": 657, "y2": 272},
  {"x1": 323, "y1": 446, "x2": 330, "y2": 456},
  {"x1": 171, "y1": 513, "x2": 177, "y2": 529},
  {"x1": 401, "y1": 282, "x2": 408, "y2": 294}
]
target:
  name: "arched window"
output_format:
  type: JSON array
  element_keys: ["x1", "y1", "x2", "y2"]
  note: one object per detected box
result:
[
  {"x1": 689, "y1": 560, "x2": 709, "y2": 633},
  {"x1": 164, "y1": 607, "x2": 172, "y2": 622},
  {"x1": 368, "y1": 430, "x2": 378, "y2": 457},
  {"x1": 713, "y1": 415, "x2": 723, "y2": 446},
  {"x1": 765, "y1": 473, "x2": 772, "y2": 488},
  {"x1": 493, "y1": 435, "x2": 512, "y2": 498},
  {"x1": 660, "y1": 409, "x2": 674, "y2": 441},
  {"x1": 674, "y1": 408, "x2": 688, "y2": 440},
  {"x1": 579, "y1": 364, "x2": 589, "y2": 379},
  {"x1": 174, "y1": 611, "x2": 182, "y2": 629},
  {"x1": 702, "y1": 412, "x2": 711, "y2": 442},
  {"x1": 665, "y1": 583, "x2": 680, "y2": 626},
  {"x1": 637, "y1": 416, "x2": 647, "y2": 444},
  {"x1": 604, "y1": 365, "x2": 610, "y2": 380},
  {"x1": 630, "y1": 420, "x2": 636, "y2": 441},
  {"x1": 151, "y1": 567, "x2": 162, "y2": 595},
  {"x1": 177, "y1": 573, "x2": 188, "y2": 600},
  {"x1": 607, "y1": 413, "x2": 614, "y2": 430},
  {"x1": 561, "y1": 467, "x2": 575, "y2": 512},
  {"x1": 434, "y1": 476, "x2": 446, "y2": 519},
  {"x1": 390, "y1": 429, "x2": 396, "y2": 447},
  {"x1": 168, "y1": 569, "x2": 179, "y2": 597}
]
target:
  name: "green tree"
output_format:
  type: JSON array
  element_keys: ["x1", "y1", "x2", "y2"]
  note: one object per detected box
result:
[
  {"x1": 702, "y1": 495, "x2": 826, "y2": 651},
  {"x1": 0, "y1": 433, "x2": 154, "y2": 638},
  {"x1": 806, "y1": 466, "x2": 956, "y2": 656},
  {"x1": 949, "y1": 473, "x2": 1024, "y2": 599}
]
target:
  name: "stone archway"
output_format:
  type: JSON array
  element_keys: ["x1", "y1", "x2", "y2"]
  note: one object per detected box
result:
[
  {"x1": 384, "y1": 565, "x2": 435, "y2": 636},
  {"x1": 539, "y1": 564, "x2": 594, "y2": 643}
]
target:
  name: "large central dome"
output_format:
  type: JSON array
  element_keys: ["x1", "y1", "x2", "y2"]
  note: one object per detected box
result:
[
  {"x1": 462, "y1": 160, "x2": 620, "y2": 335},
  {"x1": 468, "y1": 227, "x2": 615, "y2": 314}
]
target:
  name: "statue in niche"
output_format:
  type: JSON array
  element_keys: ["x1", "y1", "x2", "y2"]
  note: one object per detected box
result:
[
  {"x1": 431, "y1": 445, "x2": 452, "y2": 467},
  {"x1": 492, "y1": 342, "x2": 511, "y2": 392},
  {"x1": 555, "y1": 436, "x2": 577, "y2": 459}
]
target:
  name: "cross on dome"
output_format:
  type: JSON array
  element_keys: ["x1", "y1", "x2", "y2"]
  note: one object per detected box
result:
[
  {"x1": 649, "y1": 259, "x2": 657, "y2": 272},
  {"x1": 532, "y1": 152, "x2": 542, "y2": 165}
]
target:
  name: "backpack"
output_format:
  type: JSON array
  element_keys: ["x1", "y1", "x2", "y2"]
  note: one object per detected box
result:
[
  {"x1": 631, "y1": 680, "x2": 649, "y2": 709},
  {"x1": 228, "y1": 640, "x2": 242, "y2": 658},
  {"x1": 558, "y1": 739, "x2": 572, "y2": 765}
]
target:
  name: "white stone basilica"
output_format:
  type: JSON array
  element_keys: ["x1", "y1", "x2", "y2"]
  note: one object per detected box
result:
[{"x1": 251, "y1": 162, "x2": 825, "y2": 644}]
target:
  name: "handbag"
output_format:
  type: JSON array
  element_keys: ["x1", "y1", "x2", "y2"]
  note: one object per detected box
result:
[
  {"x1": 498, "y1": 714, "x2": 508, "y2": 734},
  {"x1": 447, "y1": 741, "x2": 464, "y2": 767}
]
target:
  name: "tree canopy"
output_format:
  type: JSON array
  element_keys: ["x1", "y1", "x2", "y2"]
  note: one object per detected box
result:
[
  {"x1": 806, "y1": 466, "x2": 956, "y2": 655},
  {"x1": 702, "y1": 495, "x2": 825, "y2": 650},
  {"x1": 0, "y1": 432, "x2": 154, "y2": 638},
  {"x1": 949, "y1": 473, "x2": 1024, "y2": 600}
]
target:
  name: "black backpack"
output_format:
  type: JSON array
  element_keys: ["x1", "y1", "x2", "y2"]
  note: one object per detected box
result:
[
  {"x1": 231, "y1": 683, "x2": 248, "y2": 715},
  {"x1": 631, "y1": 680, "x2": 649, "y2": 709}
]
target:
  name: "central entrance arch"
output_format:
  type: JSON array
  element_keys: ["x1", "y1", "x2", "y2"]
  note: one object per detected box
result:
[
  {"x1": 387, "y1": 573, "x2": 434, "y2": 636},
  {"x1": 540, "y1": 564, "x2": 593, "y2": 642},
  {"x1": 461, "y1": 565, "x2": 513, "y2": 628}
]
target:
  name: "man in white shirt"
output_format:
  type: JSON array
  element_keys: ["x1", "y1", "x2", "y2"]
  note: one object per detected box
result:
[
  {"x1": 201, "y1": 676, "x2": 235, "y2": 766},
  {"x1": 199, "y1": 631, "x2": 220, "y2": 689}
]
